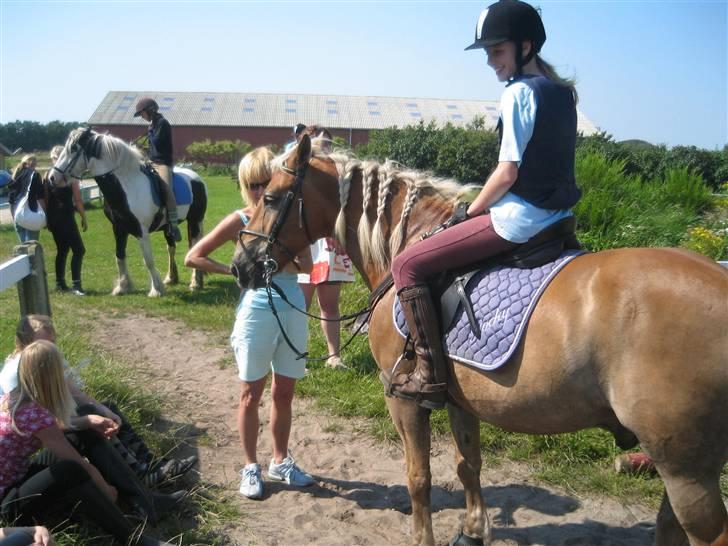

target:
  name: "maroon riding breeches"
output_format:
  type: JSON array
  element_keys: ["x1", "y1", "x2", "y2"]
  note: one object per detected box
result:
[{"x1": 392, "y1": 213, "x2": 517, "y2": 290}]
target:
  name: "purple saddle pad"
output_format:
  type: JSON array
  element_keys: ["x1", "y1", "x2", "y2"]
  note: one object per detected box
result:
[{"x1": 393, "y1": 250, "x2": 585, "y2": 372}]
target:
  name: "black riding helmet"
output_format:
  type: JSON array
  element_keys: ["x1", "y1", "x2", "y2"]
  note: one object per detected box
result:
[
  {"x1": 465, "y1": 0, "x2": 545, "y2": 71},
  {"x1": 133, "y1": 97, "x2": 159, "y2": 118}
]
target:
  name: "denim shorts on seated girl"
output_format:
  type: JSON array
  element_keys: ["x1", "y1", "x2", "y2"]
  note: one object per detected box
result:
[{"x1": 230, "y1": 272, "x2": 308, "y2": 382}]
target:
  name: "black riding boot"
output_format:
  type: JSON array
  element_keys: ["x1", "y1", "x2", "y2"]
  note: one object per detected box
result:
[
  {"x1": 71, "y1": 280, "x2": 86, "y2": 296},
  {"x1": 386, "y1": 284, "x2": 448, "y2": 409}
]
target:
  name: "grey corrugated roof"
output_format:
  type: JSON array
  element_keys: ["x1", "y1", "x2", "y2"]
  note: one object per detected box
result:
[{"x1": 89, "y1": 91, "x2": 599, "y2": 135}]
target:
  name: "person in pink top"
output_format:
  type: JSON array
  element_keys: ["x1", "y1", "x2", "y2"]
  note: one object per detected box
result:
[{"x1": 0, "y1": 340, "x2": 174, "y2": 546}]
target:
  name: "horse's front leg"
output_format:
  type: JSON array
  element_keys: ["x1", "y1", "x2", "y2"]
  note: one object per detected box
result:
[
  {"x1": 112, "y1": 226, "x2": 133, "y2": 295},
  {"x1": 163, "y1": 233, "x2": 179, "y2": 286},
  {"x1": 187, "y1": 222, "x2": 204, "y2": 292},
  {"x1": 448, "y1": 402, "x2": 490, "y2": 546},
  {"x1": 138, "y1": 234, "x2": 165, "y2": 297},
  {"x1": 385, "y1": 397, "x2": 436, "y2": 546}
]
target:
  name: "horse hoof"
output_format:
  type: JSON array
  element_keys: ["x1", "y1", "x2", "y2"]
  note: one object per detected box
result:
[
  {"x1": 449, "y1": 530, "x2": 484, "y2": 546},
  {"x1": 163, "y1": 277, "x2": 179, "y2": 286},
  {"x1": 148, "y1": 289, "x2": 164, "y2": 298}
]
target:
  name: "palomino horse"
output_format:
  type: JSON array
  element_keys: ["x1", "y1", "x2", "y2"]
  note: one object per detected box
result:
[
  {"x1": 49, "y1": 128, "x2": 207, "y2": 297},
  {"x1": 232, "y1": 135, "x2": 728, "y2": 546}
]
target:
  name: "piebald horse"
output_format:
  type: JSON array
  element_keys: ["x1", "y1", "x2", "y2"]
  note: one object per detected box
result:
[
  {"x1": 50, "y1": 128, "x2": 207, "y2": 297},
  {"x1": 232, "y1": 135, "x2": 727, "y2": 546}
]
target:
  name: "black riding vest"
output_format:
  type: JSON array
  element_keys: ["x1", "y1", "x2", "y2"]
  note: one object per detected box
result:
[
  {"x1": 148, "y1": 114, "x2": 173, "y2": 166},
  {"x1": 499, "y1": 75, "x2": 581, "y2": 210}
]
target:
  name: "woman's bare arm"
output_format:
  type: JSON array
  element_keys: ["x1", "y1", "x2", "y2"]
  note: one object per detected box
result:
[{"x1": 184, "y1": 211, "x2": 243, "y2": 274}]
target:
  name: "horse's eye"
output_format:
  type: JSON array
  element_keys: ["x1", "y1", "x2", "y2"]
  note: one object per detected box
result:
[{"x1": 263, "y1": 194, "x2": 277, "y2": 206}]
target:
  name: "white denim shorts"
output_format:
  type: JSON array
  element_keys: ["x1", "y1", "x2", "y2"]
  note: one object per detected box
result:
[{"x1": 230, "y1": 281, "x2": 308, "y2": 382}]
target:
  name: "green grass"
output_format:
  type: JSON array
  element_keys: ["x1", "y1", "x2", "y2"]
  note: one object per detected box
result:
[{"x1": 1, "y1": 169, "x2": 726, "y2": 542}]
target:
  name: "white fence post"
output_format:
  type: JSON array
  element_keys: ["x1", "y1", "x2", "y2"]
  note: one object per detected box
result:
[{"x1": 12, "y1": 242, "x2": 51, "y2": 317}]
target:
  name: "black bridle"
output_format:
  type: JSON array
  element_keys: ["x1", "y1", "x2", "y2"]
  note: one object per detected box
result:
[
  {"x1": 50, "y1": 128, "x2": 102, "y2": 183},
  {"x1": 237, "y1": 161, "x2": 313, "y2": 279},
  {"x1": 235, "y1": 158, "x2": 373, "y2": 361}
]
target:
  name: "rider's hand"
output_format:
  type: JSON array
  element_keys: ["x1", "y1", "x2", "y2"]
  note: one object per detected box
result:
[{"x1": 81, "y1": 216, "x2": 88, "y2": 232}]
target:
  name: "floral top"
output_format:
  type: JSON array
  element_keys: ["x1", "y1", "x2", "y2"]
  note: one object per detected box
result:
[{"x1": 0, "y1": 394, "x2": 55, "y2": 499}]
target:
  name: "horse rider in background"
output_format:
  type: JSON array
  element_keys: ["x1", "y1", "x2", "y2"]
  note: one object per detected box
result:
[{"x1": 134, "y1": 97, "x2": 181, "y2": 242}]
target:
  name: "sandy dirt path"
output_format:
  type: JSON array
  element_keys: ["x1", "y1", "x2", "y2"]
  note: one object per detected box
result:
[{"x1": 91, "y1": 314, "x2": 656, "y2": 546}]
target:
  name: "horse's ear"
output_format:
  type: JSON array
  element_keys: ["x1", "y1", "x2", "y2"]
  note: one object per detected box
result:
[{"x1": 296, "y1": 134, "x2": 312, "y2": 167}]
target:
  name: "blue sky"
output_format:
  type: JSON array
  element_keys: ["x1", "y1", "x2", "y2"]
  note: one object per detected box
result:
[{"x1": 1, "y1": 0, "x2": 726, "y2": 149}]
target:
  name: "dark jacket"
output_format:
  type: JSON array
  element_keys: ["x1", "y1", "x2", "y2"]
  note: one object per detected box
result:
[
  {"x1": 43, "y1": 175, "x2": 76, "y2": 228},
  {"x1": 500, "y1": 74, "x2": 581, "y2": 210},
  {"x1": 148, "y1": 113, "x2": 173, "y2": 166},
  {"x1": 8, "y1": 168, "x2": 44, "y2": 216}
]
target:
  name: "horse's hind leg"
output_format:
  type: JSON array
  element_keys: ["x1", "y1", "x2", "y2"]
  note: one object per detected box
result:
[
  {"x1": 448, "y1": 403, "x2": 489, "y2": 546},
  {"x1": 385, "y1": 397, "x2": 436, "y2": 546},
  {"x1": 656, "y1": 467, "x2": 728, "y2": 546},
  {"x1": 138, "y1": 235, "x2": 165, "y2": 297},
  {"x1": 163, "y1": 235, "x2": 179, "y2": 286}
]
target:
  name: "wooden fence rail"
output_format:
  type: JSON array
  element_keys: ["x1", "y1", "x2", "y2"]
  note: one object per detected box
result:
[{"x1": 0, "y1": 242, "x2": 51, "y2": 317}]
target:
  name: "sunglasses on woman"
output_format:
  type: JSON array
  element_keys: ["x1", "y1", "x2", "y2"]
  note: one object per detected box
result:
[{"x1": 248, "y1": 180, "x2": 269, "y2": 191}]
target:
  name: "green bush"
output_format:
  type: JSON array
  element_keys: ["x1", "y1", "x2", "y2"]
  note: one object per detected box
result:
[{"x1": 184, "y1": 138, "x2": 251, "y2": 170}]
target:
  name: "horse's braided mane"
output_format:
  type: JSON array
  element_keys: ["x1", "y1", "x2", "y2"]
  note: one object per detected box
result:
[{"x1": 275, "y1": 140, "x2": 476, "y2": 274}]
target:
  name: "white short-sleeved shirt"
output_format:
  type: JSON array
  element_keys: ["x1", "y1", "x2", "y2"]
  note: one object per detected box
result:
[{"x1": 490, "y1": 81, "x2": 573, "y2": 244}]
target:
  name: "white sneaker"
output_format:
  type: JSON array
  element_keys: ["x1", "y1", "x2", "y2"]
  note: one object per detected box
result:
[
  {"x1": 239, "y1": 463, "x2": 263, "y2": 499},
  {"x1": 267, "y1": 456, "x2": 315, "y2": 487}
]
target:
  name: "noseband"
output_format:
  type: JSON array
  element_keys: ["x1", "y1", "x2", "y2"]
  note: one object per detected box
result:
[{"x1": 237, "y1": 160, "x2": 314, "y2": 280}]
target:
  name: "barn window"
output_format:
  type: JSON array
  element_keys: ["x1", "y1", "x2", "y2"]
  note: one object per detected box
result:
[
  {"x1": 406, "y1": 103, "x2": 418, "y2": 108},
  {"x1": 285, "y1": 108, "x2": 297, "y2": 113},
  {"x1": 367, "y1": 101, "x2": 378, "y2": 107},
  {"x1": 244, "y1": 98, "x2": 256, "y2": 103},
  {"x1": 451, "y1": 114, "x2": 463, "y2": 120},
  {"x1": 123, "y1": 95, "x2": 135, "y2": 101},
  {"x1": 286, "y1": 99, "x2": 297, "y2": 104},
  {"x1": 369, "y1": 111, "x2": 380, "y2": 116},
  {"x1": 201, "y1": 106, "x2": 213, "y2": 112},
  {"x1": 162, "y1": 97, "x2": 175, "y2": 102},
  {"x1": 159, "y1": 106, "x2": 172, "y2": 111},
  {"x1": 447, "y1": 104, "x2": 457, "y2": 110},
  {"x1": 410, "y1": 112, "x2": 421, "y2": 118},
  {"x1": 116, "y1": 105, "x2": 129, "y2": 111},
  {"x1": 327, "y1": 109, "x2": 337, "y2": 115},
  {"x1": 204, "y1": 97, "x2": 215, "y2": 102},
  {"x1": 243, "y1": 107, "x2": 254, "y2": 113}
]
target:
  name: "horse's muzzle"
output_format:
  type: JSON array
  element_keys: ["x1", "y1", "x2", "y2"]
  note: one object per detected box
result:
[
  {"x1": 231, "y1": 254, "x2": 267, "y2": 290},
  {"x1": 47, "y1": 168, "x2": 67, "y2": 188}
]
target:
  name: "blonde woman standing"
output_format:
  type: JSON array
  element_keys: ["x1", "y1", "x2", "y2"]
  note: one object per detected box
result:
[
  {"x1": 185, "y1": 147, "x2": 314, "y2": 500},
  {"x1": 9, "y1": 154, "x2": 45, "y2": 243}
]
